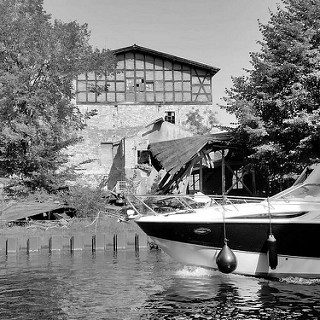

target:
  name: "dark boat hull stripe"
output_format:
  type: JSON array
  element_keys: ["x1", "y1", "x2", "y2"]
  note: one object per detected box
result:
[{"x1": 136, "y1": 221, "x2": 320, "y2": 258}]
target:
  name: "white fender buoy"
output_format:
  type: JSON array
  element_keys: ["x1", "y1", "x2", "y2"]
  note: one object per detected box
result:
[
  {"x1": 267, "y1": 234, "x2": 278, "y2": 270},
  {"x1": 216, "y1": 241, "x2": 237, "y2": 274}
]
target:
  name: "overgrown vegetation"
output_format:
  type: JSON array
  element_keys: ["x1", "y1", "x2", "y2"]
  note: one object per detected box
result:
[
  {"x1": 185, "y1": 109, "x2": 219, "y2": 134},
  {"x1": 0, "y1": 0, "x2": 116, "y2": 193},
  {"x1": 59, "y1": 186, "x2": 109, "y2": 218},
  {"x1": 223, "y1": 0, "x2": 320, "y2": 193}
]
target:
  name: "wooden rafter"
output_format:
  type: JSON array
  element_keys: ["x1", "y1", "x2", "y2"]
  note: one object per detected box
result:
[{"x1": 225, "y1": 163, "x2": 253, "y2": 196}]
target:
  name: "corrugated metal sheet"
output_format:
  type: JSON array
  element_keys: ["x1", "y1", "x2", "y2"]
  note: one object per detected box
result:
[{"x1": 0, "y1": 201, "x2": 66, "y2": 222}]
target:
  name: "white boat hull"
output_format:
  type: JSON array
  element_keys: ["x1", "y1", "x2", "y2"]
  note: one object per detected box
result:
[
  {"x1": 132, "y1": 180, "x2": 320, "y2": 279},
  {"x1": 150, "y1": 236, "x2": 320, "y2": 279}
]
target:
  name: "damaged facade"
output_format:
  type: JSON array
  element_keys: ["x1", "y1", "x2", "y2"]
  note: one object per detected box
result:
[
  {"x1": 105, "y1": 119, "x2": 193, "y2": 194},
  {"x1": 148, "y1": 133, "x2": 257, "y2": 196},
  {"x1": 68, "y1": 44, "x2": 221, "y2": 192}
]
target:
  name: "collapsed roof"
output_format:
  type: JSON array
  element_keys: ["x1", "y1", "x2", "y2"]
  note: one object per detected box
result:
[{"x1": 148, "y1": 132, "x2": 235, "y2": 193}]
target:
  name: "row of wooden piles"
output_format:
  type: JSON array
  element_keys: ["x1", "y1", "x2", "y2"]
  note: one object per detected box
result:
[{"x1": 2, "y1": 232, "x2": 150, "y2": 255}]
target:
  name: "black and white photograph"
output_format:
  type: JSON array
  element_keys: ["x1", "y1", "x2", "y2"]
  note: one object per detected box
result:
[{"x1": 0, "y1": 0, "x2": 320, "y2": 319}]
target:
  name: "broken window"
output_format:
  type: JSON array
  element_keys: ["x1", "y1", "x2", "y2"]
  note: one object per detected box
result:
[
  {"x1": 165, "y1": 111, "x2": 175, "y2": 124},
  {"x1": 126, "y1": 78, "x2": 149, "y2": 92},
  {"x1": 145, "y1": 81, "x2": 154, "y2": 91},
  {"x1": 188, "y1": 173, "x2": 200, "y2": 192},
  {"x1": 126, "y1": 78, "x2": 134, "y2": 92},
  {"x1": 137, "y1": 150, "x2": 150, "y2": 164},
  {"x1": 136, "y1": 78, "x2": 145, "y2": 91}
]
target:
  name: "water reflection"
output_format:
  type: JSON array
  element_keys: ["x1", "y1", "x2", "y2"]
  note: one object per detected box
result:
[
  {"x1": 0, "y1": 251, "x2": 319, "y2": 319},
  {"x1": 140, "y1": 264, "x2": 320, "y2": 320},
  {"x1": 0, "y1": 257, "x2": 68, "y2": 319}
]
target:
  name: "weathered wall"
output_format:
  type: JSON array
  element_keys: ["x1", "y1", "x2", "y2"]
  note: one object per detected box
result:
[
  {"x1": 120, "y1": 121, "x2": 193, "y2": 193},
  {"x1": 66, "y1": 104, "x2": 209, "y2": 187},
  {"x1": 77, "y1": 103, "x2": 214, "y2": 131}
]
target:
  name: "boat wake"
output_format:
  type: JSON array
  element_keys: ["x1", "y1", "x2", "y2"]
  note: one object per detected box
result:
[
  {"x1": 279, "y1": 277, "x2": 320, "y2": 285},
  {"x1": 175, "y1": 266, "x2": 218, "y2": 278}
]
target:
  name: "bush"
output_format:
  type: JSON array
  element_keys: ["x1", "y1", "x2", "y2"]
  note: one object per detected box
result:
[{"x1": 59, "y1": 186, "x2": 108, "y2": 218}]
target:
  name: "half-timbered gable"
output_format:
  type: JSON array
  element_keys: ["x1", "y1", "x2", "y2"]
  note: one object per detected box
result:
[{"x1": 76, "y1": 44, "x2": 219, "y2": 105}]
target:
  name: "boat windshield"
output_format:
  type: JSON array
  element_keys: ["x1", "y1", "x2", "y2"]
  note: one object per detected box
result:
[{"x1": 275, "y1": 184, "x2": 320, "y2": 200}]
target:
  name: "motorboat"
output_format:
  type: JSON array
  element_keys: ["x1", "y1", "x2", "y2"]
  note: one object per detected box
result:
[{"x1": 130, "y1": 166, "x2": 320, "y2": 279}]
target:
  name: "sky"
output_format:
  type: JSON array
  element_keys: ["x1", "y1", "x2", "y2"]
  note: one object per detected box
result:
[{"x1": 43, "y1": 0, "x2": 281, "y2": 125}]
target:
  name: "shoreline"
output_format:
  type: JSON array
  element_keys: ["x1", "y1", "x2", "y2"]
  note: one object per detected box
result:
[{"x1": 0, "y1": 216, "x2": 149, "y2": 255}]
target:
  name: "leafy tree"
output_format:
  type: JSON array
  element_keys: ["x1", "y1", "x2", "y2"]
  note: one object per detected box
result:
[
  {"x1": 185, "y1": 109, "x2": 219, "y2": 134},
  {"x1": 223, "y1": 0, "x2": 320, "y2": 192},
  {"x1": 0, "y1": 0, "x2": 116, "y2": 192}
]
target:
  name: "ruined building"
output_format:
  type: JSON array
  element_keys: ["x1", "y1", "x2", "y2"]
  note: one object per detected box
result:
[{"x1": 69, "y1": 44, "x2": 220, "y2": 192}]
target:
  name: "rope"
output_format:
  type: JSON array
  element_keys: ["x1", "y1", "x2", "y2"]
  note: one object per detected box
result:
[
  {"x1": 267, "y1": 197, "x2": 273, "y2": 234},
  {"x1": 221, "y1": 200, "x2": 227, "y2": 244}
]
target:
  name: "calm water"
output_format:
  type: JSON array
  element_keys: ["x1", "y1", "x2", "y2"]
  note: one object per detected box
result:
[{"x1": 0, "y1": 250, "x2": 319, "y2": 320}]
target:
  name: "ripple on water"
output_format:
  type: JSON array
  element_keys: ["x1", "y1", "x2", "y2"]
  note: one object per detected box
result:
[
  {"x1": 0, "y1": 251, "x2": 319, "y2": 319},
  {"x1": 279, "y1": 276, "x2": 320, "y2": 285}
]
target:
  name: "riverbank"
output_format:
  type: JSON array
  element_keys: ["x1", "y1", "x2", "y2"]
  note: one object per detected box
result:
[{"x1": 0, "y1": 215, "x2": 149, "y2": 254}]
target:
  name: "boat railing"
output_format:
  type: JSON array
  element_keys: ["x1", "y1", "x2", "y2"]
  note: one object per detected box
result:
[
  {"x1": 125, "y1": 193, "x2": 320, "y2": 218},
  {"x1": 125, "y1": 194, "x2": 266, "y2": 217}
]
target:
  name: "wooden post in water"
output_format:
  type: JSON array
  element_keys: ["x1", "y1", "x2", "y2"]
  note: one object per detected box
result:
[
  {"x1": 82, "y1": 234, "x2": 93, "y2": 251},
  {"x1": 49, "y1": 235, "x2": 62, "y2": 252},
  {"x1": 70, "y1": 236, "x2": 83, "y2": 252},
  {"x1": 93, "y1": 234, "x2": 105, "y2": 251},
  {"x1": 113, "y1": 234, "x2": 117, "y2": 251},
  {"x1": 6, "y1": 238, "x2": 17, "y2": 254},
  {"x1": 134, "y1": 233, "x2": 139, "y2": 251},
  {"x1": 27, "y1": 237, "x2": 40, "y2": 253}
]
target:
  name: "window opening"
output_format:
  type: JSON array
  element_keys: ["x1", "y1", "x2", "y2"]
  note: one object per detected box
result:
[
  {"x1": 145, "y1": 81, "x2": 154, "y2": 91},
  {"x1": 136, "y1": 78, "x2": 145, "y2": 91},
  {"x1": 137, "y1": 150, "x2": 150, "y2": 164},
  {"x1": 126, "y1": 78, "x2": 134, "y2": 92},
  {"x1": 126, "y1": 78, "x2": 148, "y2": 92},
  {"x1": 188, "y1": 173, "x2": 200, "y2": 192},
  {"x1": 165, "y1": 111, "x2": 175, "y2": 124}
]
